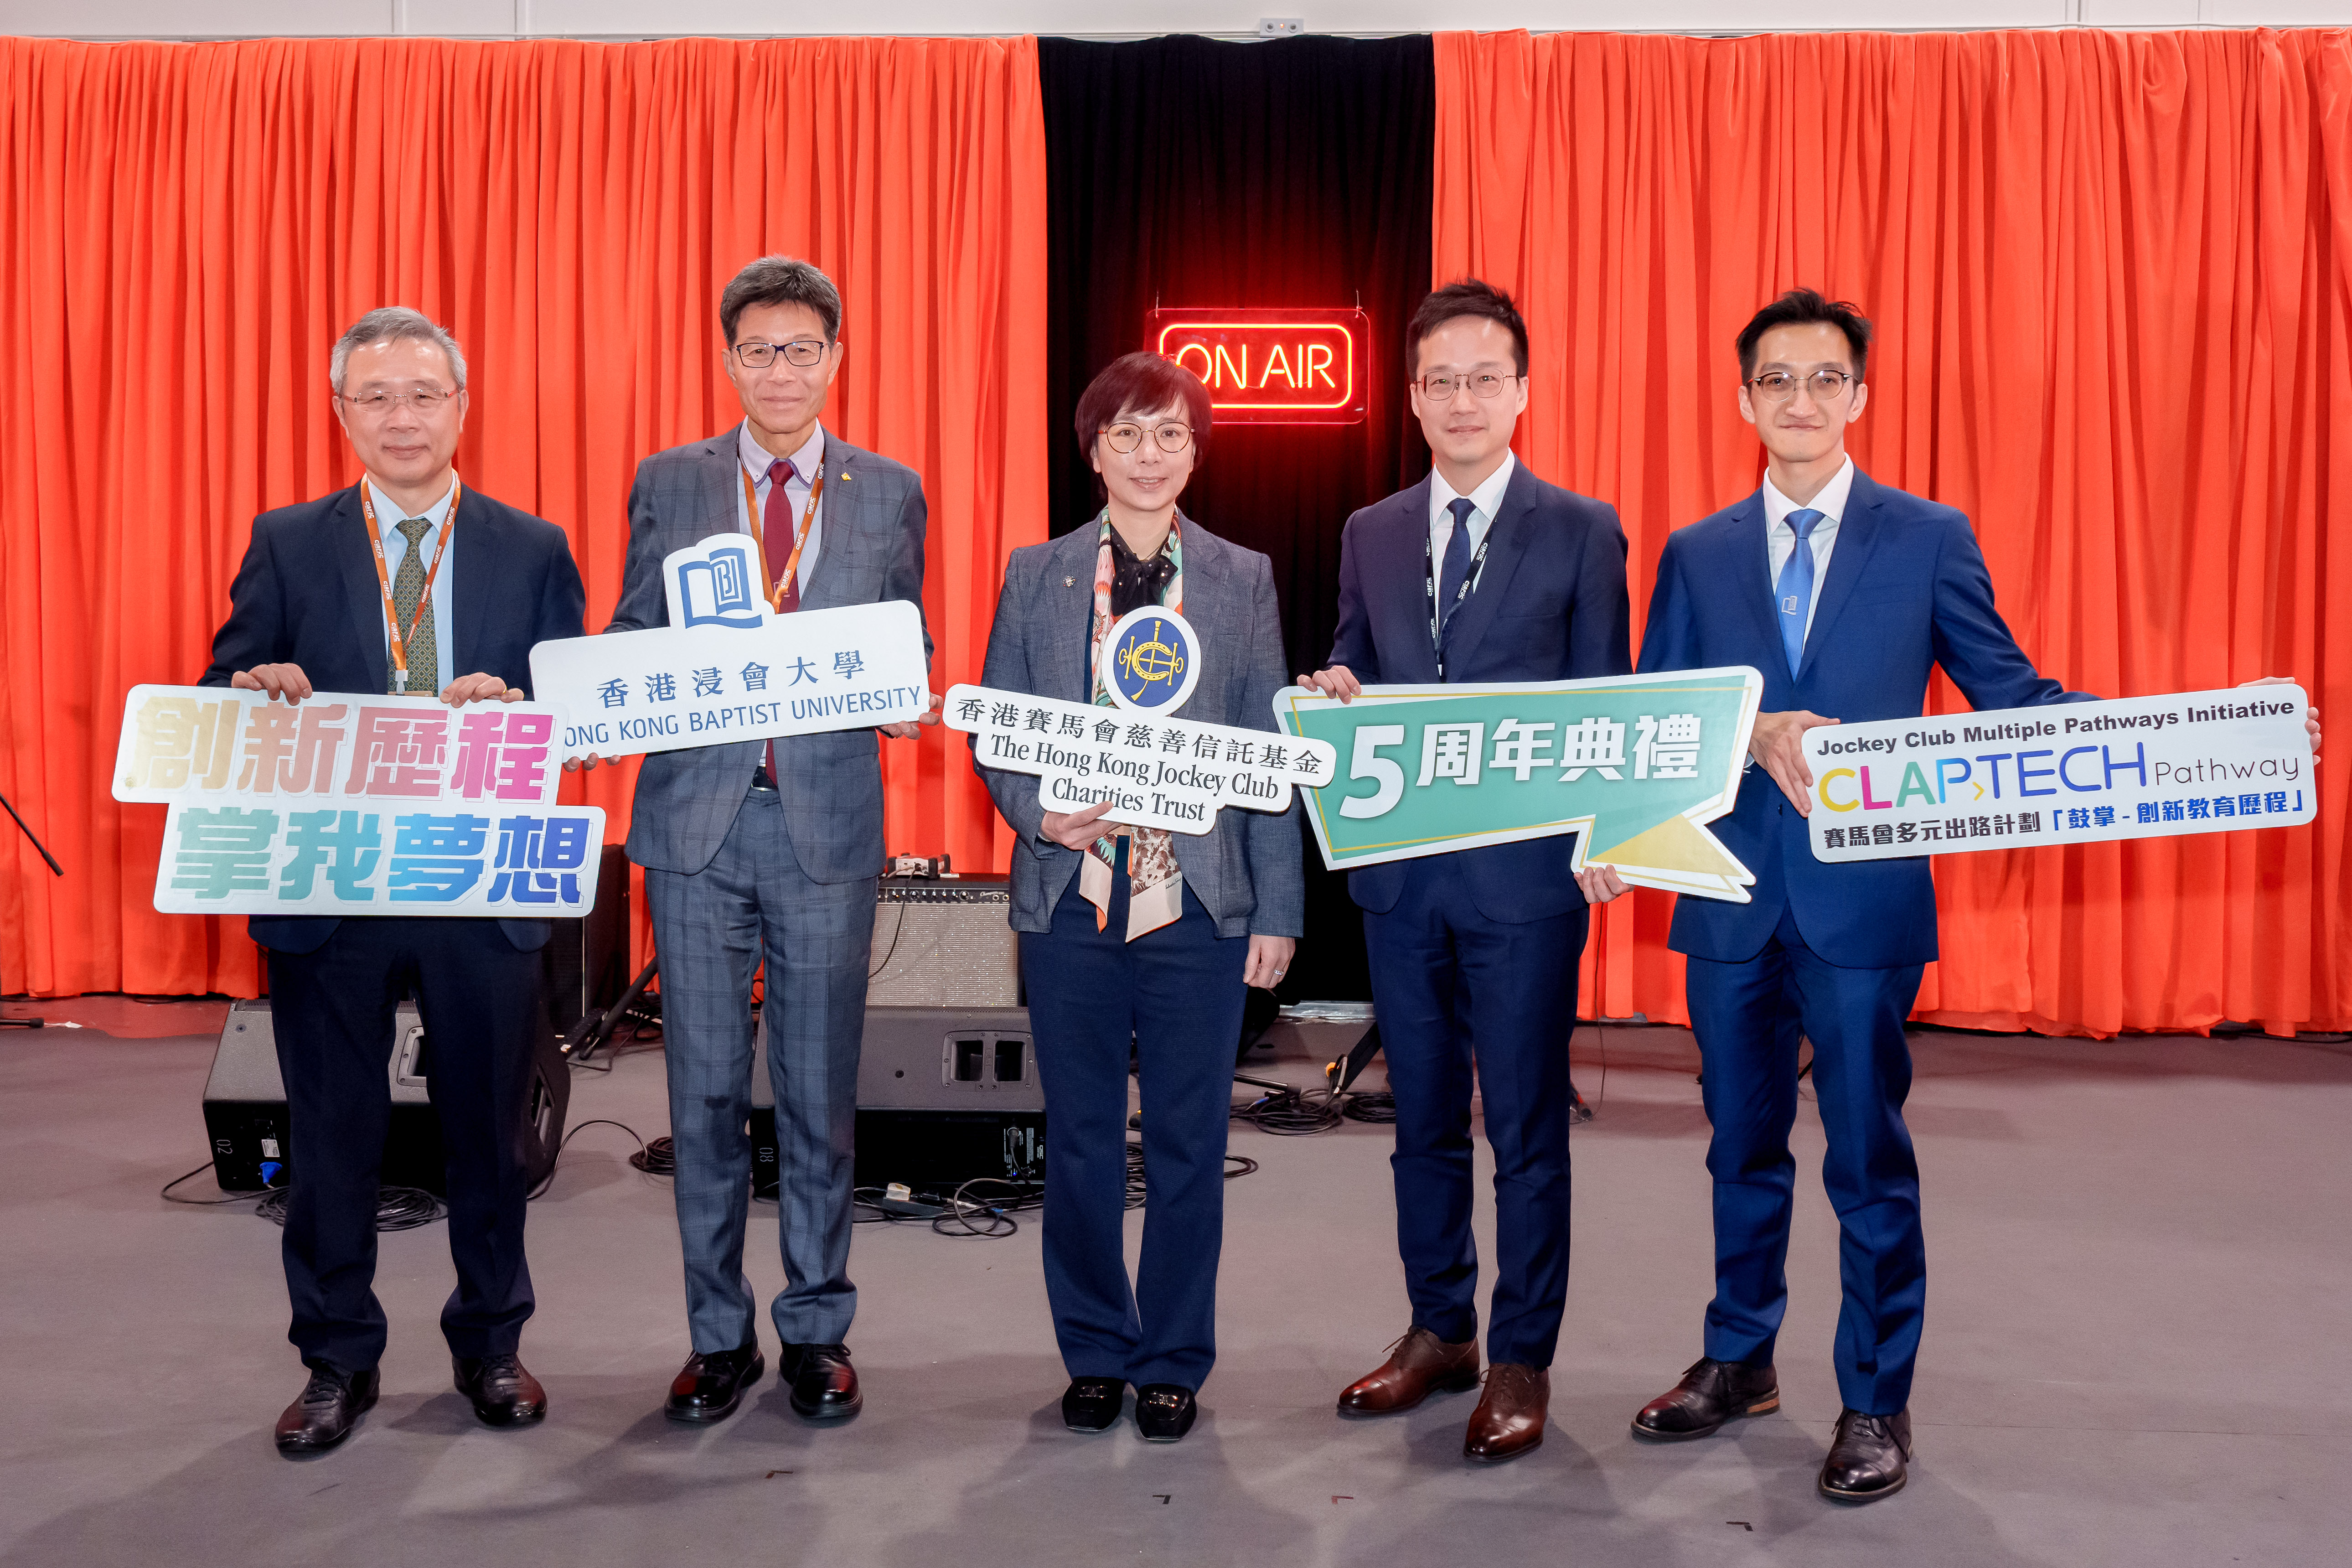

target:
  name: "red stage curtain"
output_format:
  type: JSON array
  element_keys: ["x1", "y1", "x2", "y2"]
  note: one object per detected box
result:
[
  {"x1": 1435, "y1": 27, "x2": 2352, "y2": 1037},
  {"x1": 0, "y1": 36, "x2": 1046, "y2": 999}
]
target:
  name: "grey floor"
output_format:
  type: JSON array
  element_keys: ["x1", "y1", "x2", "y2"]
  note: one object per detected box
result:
[{"x1": 2, "y1": 997, "x2": 2347, "y2": 1568}]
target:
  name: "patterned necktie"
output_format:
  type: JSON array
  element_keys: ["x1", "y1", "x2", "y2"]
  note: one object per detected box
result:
[
  {"x1": 1438, "y1": 496, "x2": 1477, "y2": 645},
  {"x1": 1774, "y1": 507, "x2": 1825, "y2": 678},
  {"x1": 763, "y1": 457, "x2": 801, "y2": 614},
  {"x1": 761, "y1": 458, "x2": 800, "y2": 782},
  {"x1": 393, "y1": 517, "x2": 438, "y2": 694}
]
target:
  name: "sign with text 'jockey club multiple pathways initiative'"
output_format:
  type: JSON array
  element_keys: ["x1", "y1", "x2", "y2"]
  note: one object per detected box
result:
[
  {"x1": 528, "y1": 533, "x2": 929, "y2": 758},
  {"x1": 949, "y1": 606, "x2": 1339, "y2": 834},
  {"x1": 113, "y1": 686, "x2": 605, "y2": 916},
  {"x1": 1275, "y1": 668, "x2": 1766, "y2": 901},
  {"x1": 1802, "y1": 686, "x2": 2315, "y2": 860}
]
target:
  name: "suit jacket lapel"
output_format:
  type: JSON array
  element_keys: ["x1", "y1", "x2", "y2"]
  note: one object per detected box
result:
[
  {"x1": 1375, "y1": 481, "x2": 1439, "y2": 683},
  {"x1": 1716, "y1": 491, "x2": 1783, "y2": 665},
  {"x1": 800, "y1": 435, "x2": 852, "y2": 607},
  {"x1": 450, "y1": 492, "x2": 491, "y2": 681},
  {"x1": 1046, "y1": 524, "x2": 1101, "y2": 702},
  {"x1": 1176, "y1": 513, "x2": 1228, "y2": 674},
  {"x1": 1796, "y1": 471, "x2": 1886, "y2": 681},
  {"x1": 333, "y1": 486, "x2": 393, "y2": 696},
  {"x1": 1438, "y1": 463, "x2": 1534, "y2": 678}
]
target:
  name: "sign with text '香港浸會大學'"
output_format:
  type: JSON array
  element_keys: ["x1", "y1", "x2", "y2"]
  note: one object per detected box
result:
[
  {"x1": 950, "y1": 607, "x2": 1338, "y2": 834},
  {"x1": 1801, "y1": 686, "x2": 2315, "y2": 861},
  {"x1": 113, "y1": 685, "x2": 605, "y2": 917},
  {"x1": 1274, "y1": 668, "x2": 1765, "y2": 901},
  {"x1": 528, "y1": 533, "x2": 929, "y2": 758}
]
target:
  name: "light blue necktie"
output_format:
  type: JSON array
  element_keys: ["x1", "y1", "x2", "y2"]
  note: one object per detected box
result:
[
  {"x1": 1438, "y1": 496, "x2": 1477, "y2": 642},
  {"x1": 1774, "y1": 507, "x2": 1824, "y2": 677}
]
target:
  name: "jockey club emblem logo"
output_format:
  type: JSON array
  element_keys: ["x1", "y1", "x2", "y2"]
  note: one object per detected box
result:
[{"x1": 1101, "y1": 607, "x2": 1202, "y2": 714}]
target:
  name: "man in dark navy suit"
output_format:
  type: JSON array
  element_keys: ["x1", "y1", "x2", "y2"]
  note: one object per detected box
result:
[
  {"x1": 201, "y1": 307, "x2": 586, "y2": 1456},
  {"x1": 1300, "y1": 280, "x2": 1630, "y2": 1463}
]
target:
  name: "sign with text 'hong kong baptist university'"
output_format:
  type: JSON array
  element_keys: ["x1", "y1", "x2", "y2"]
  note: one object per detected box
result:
[
  {"x1": 1802, "y1": 686, "x2": 2315, "y2": 860},
  {"x1": 529, "y1": 533, "x2": 929, "y2": 758},
  {"x1": 113, "y1": 686, "x2": 605, "y2": 917},
  {"x1": 1275, "y1": 668, "x2": 1766, "y2": 901},
  {"x1": 950, "y1": 606, "x2": 1339, "y2": 834}
]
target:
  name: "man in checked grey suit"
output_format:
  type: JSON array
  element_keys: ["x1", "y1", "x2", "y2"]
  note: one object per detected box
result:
[{"x1": 585, "y1": 257, "x2": 931, "y2": 1425}]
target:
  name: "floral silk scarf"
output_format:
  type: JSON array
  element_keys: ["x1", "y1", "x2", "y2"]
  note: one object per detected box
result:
[{"x1": 1080, "y1": 514, "x2": 1185, "y2": 940}]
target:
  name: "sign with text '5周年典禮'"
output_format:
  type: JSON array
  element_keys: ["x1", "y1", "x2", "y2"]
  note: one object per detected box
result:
[{"x1": 114, "y1": 685, "x2": 605, "y2": 917}]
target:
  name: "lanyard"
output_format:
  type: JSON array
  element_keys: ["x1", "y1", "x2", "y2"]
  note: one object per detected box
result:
[
  {"x1": 1423, "y1": 513, "x2": 1492, "y2": 681},
  {"x1": 741, "y1": 455, "x2": 827, "y2": 607},
  {"x1": 358, "y1": 477, "x2": 460, "y2": 695}
]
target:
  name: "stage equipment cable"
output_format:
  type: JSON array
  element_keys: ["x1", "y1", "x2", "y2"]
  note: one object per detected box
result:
[{"x1": 161, "y1": 1161, "x2": 440, "y2": 1230}]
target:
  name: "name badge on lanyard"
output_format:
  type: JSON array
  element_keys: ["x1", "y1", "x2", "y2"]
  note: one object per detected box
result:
[
  {"x1": 1423, "y1": 521, "x2": 1491, "y2": 682},
  {"x1": 741, "y1": 460, "x2": 827, "y2": 608},
  {"x1": 359, "y1": 478, "x2": 460, "y2": 696}
]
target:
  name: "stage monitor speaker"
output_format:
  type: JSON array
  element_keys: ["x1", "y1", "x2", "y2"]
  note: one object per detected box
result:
[
  {"x1": 867, "y1": 875, "x2": 1020, "y2": 1007},
  {"x1": 746, "y1": 1004, "x2": 1043, "y2": 1197},
  {"x1": 202, "y1": 998, "x2": 570, "y2": 1195},
  {"x1": 543, "y1": 844, "x2": 631, "y2": 1033}
]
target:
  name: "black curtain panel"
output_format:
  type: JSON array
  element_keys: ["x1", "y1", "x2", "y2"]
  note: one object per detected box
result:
[{"x1": 1040, "y1": 33, "x2": 1436, "y2": 1002}]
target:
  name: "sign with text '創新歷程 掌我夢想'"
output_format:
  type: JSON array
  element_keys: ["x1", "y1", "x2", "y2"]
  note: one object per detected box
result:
[
  {"x1": 527, "y1": 533, "x2": 929, "y2": 758},
  {"x1": 1801, "y1": 686, "x2": 2315, "y2": 861},
  {"x1": 1274, "y1": 668, "x2": 1765, "y2": 901},
  {"x1": 112, "y1": 684, "x2": 606, "y2": 917}
]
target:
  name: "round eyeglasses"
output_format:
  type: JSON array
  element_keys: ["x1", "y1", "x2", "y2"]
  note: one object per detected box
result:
[
  {"x1": 1100, "y1": 421, "x2": 1194, "y2": 455},
  {"x1": 1747, "y1": 369, "x2": 1857, "y2": 403},
  {"x1": 1415, "y1": 371, "x2": 1517, "y2": 400}
]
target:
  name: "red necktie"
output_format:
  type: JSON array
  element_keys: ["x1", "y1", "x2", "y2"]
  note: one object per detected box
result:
[{"x1": 763, "y1": 458, "x2": 799, "y2": 781}]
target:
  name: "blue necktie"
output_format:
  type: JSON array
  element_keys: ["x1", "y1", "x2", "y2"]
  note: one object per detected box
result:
[
  {"x1": 1438, "y1": 497, "x2": 1477, "y2": 640},
  {"x1": 1774, "y1": 507, "x2": 1824, "y2": 677}
]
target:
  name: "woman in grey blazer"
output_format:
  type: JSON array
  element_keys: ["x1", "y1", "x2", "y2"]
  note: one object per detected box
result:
[{"x1": 973, "y1": 352, "x2": 1303, "y2": 1442}]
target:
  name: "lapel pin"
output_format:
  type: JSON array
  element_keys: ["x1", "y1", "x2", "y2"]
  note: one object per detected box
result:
[{"x1": 1065, "y1": 576, "x2": 1077, "y2": 587}]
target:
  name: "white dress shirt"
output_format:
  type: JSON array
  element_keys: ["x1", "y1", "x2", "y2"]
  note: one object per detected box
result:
[
  {"x1": 364, "y1": 473, "x2": 457, "y2": 691},
  {"x1": 1761, "y1": 455, "x2": 1855, "y2": 641},
  {"x1": 1430, "y1": 450, "x2": 1517, "y2": 595},
  {"x1": 735, "y1": 420, "x2": 827, "y2": 596}
]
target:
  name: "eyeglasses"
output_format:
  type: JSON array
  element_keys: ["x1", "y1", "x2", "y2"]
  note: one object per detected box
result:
[
  {"x1": 732, "y1": 339, "x2": 829, "y2": 369},
  {"x1": 1747, "y1": 369, "x2": 1857, "y2": 403},
  {"x1": 337, "y1": 387, "x2": 460, "y2": 414},
  {"x1": 1415, "y1": 371, "x2": 1517, "y2": 400},
  {"x1": 1100, "y1": 421, "x2": 1193, "y2": 455}
]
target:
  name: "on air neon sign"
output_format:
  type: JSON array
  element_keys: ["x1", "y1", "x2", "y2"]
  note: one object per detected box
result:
[{"x1": 1149, "y1": 308, "x2": 1369, "y2": 424}]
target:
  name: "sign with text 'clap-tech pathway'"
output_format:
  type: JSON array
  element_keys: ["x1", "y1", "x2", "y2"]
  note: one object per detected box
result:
[
  {"x1": 1802, "y1": 686, "x2": 2315, "y2": 861},
  {"x1": 1275, "y1": 668, "x2": 1765, "y2": 900},
  {"x1": 114, "y1": 685, "x2": 605, "y2": 917},
  {"x1": 529, "y1": 533, "x2": 928, "y2": 758},
  {"x1": 950, "y1": 606, "x2": 1338, "y2": 834}
]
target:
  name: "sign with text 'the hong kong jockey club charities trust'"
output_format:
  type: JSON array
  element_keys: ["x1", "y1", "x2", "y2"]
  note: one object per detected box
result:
[
  {"x1": 528, "y1": 533, "x2": 928, "y2": 758},
  {"x1": 1802, "y1": 686, "x2": 2315, "y2": 861},
  {"x1": 948, "y1": 607, "x2": 1339, "y2": 834},
  {"x1": 113, "y1": 686, "x2": 605, "y2": 917},
  {"x1": 1274, "y1": 668, "x2": 1766, "y2": 901}
]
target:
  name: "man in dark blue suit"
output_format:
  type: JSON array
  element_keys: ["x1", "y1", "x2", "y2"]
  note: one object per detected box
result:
[
  {"x1": 1302, "y1": 280, "x2": 1630, "y2": 1463},
  {"x1": 201, "y1": 308, "x2": 586, "y2": 1456}
]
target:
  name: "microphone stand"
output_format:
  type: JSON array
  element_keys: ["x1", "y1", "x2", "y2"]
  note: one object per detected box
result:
[{"x1": 0, "y1": 783, "x2": 62, "y2": 1030}]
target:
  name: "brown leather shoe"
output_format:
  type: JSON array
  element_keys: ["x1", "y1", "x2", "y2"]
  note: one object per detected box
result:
[
  {"x1": 1463, "y1": 1363, "x2": 1549, "y2": 1463},
  {"x1": 1336, "y1": 1327, "x2": 1480, "y2": 1416}
]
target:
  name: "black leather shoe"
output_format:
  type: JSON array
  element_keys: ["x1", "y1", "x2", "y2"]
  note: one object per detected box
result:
[
  {"x1": 1819, "y1": 1408, "x2": 1912, "y2": 1503},
  {"x1": 666, "y1": 1338, "x2": 765, "y2": 1423},
  {"x1": 778, "y1": 1342, "x2": 862, "y2": 1420},
  {"x1": 1631, "y1": 1356, "x2": 1780, "y2": 1441},
  {"x1": 1062, "y1": 1377, "x2": 1125, "y2": 1433},
  {"x1": 453, "y1": 1353, "x2": 547, "y2": 1427},
  {"x1": 1134, "y1": 1383, "x2": 1196, "y2": 1442},
  {"x1": 274, "y1": 1365, "x2": 378, "y2": 1456}
]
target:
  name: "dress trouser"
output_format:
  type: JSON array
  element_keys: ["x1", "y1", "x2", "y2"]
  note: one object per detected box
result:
[
  {"x1": 1021, "y1": 845, "x2": 1248, "y2": 1392},
  {"x1": 1683, "y1": 903, "x2": 1928, "y2": 1416},
  {"x1": 645, "y1": 786, "x2": 874, "y2": 1353},
  {"x1": 265, "y1": 917, "x2": 542, "y2": 1375},
  {"x1": 1361, "y1": 854, "x2": 1586, "y2": 1370}
]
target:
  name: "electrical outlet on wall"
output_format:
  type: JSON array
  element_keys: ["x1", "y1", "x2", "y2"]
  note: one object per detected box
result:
[{"x1": 1259, "y1": 19, "x2": 1305, "y2": 37}]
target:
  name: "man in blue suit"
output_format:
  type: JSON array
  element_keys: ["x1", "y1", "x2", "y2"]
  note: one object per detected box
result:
[
  {"x1": 202, "y1": 307, "x2": 587, "y2": 1455},
  {"x1": 1302, "y1": 280, "x2": 1630, "y2": 1463}
]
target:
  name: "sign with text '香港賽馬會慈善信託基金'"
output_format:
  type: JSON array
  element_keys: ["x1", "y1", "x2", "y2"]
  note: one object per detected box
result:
[
  {"x1": 1274, "y1": 668, "x2": 1765, "y2": 901},
  {"x1": 112, "y1": 684, "x2": 605, "y2": 917},
  {"x1": 528, "y1": 533, "x2": 930, "y2": 758},
  {"x1": 1800, "y1": 686, "x2": 2315, "y2": 860}
]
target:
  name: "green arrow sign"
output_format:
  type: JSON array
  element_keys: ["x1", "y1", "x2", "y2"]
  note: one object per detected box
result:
[{"x1": 1272, "y1": 667, "x2": 1764, "y2": 901}]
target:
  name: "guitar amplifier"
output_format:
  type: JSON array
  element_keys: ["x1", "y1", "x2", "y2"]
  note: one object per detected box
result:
[{"x1": 866, "y1": 875, "x2": 1020, "y2": 1008}]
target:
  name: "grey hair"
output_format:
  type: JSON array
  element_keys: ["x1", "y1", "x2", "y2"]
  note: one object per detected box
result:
[
  {"x1": 330, "y1": 306, "x2": 469, "y2": 393},
  {"x1": 719, "y1": 256, "x2": 843, "y2": 347}
]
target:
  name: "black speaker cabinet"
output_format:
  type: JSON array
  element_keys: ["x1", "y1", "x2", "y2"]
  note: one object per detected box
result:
[
  {"x1": 202, "y1": 998, "x2": 570, "y2": 1195},
  {"x1": 745, "y1": 1005, "x2": 1044, "y2": 1198}
]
